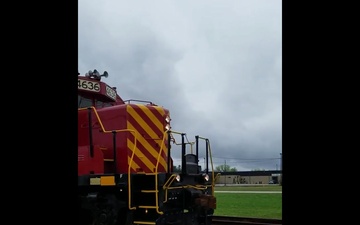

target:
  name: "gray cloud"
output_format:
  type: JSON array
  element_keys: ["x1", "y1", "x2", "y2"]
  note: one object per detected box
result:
[{"x1": 79, "y1": 0, "x2": 282, "y2": 171}]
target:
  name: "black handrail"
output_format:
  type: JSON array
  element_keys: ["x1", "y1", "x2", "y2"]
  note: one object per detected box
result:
[
  {"x1": 87, "y1": 108, "x2": 94, "y2": 158},
  {"x1": 112, "y1": 131, "x2": 117, "y2": 174}
]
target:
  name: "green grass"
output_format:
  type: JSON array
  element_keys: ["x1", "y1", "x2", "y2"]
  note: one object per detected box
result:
[
  {"x1": 215, "y1": 185, "x2": 282, "y2": 192},
  {"x1": 213, "y1": 185, "x2": 282, "y2": 219}
]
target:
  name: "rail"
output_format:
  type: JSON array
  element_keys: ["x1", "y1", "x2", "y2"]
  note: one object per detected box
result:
[{"x1": 211, "y1": 216, "x2": 282, "y2": 225}]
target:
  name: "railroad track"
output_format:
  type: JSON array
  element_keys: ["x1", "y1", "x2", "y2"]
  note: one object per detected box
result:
[{"x1": 211, "y1": 215, "x2": 282, "y2": 225}]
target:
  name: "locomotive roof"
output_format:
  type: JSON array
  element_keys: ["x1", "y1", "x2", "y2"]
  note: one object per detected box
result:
[{"x1": 78, "y1": 70, "x2": 125, "y2": 104}]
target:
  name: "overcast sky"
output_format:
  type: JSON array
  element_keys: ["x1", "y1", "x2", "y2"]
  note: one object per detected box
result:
[{"x1": 78, "y1": 0, "x2": 282, "y2": 171}]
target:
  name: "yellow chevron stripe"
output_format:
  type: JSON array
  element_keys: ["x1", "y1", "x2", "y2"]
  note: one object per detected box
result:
[
  {"x1": 154, "y1": 106, "x2": 167, "y2": 117},
  {"x1": 127, "y1": 106, "x2": 161, "y2": 140},
  {"x1": 137, "y1": 104, "x2": 164, "y2": 132},
  {"x1": 127, "y1": 138, "x2": 155, "y2": 171},
  {"x1": 127, "y1": 121, "x2": 167, "y2": 170},
  {"x1": 127, "y1": 155, "x2": 140, "y2": 172}
]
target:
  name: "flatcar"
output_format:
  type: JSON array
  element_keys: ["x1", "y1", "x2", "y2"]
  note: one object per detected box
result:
[{"x1": 78, "y1": 69, "x2": 217, "y2": 225}]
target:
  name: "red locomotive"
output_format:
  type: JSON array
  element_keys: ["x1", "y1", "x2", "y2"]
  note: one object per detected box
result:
[{"x1": 78, "y1": 70, "x2": 217, "y2": 225}]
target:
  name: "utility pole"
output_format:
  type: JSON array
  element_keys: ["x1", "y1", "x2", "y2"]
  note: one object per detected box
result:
[
  {"x1": 224, "y1": 160, "x2": 226, "y2": 186},
  {"x1": 280, "y1": 153, "x2": 282, "y2": 186}
]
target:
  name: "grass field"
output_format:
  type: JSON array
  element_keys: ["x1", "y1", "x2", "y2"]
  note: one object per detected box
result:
[{"x1": 213, "y1": 185, "x2": 282, "y2": 219}]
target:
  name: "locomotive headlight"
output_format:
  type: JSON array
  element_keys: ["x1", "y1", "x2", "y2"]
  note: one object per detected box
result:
[
  {"x1": 165, "y1": 124, "x2": 171, "y2": 131},
  {"x1": 165, "y1": 115, "x2": 171, "y2": 123},
  {"x1": 175, "y1": 174, "x2": 181, "y2": 182},
  {"x1": 203, "y1": 173, "x2": 209, "y2": 182},
  {"x1": 165, "y1": 115, "x2": 171, "y2": 131}
]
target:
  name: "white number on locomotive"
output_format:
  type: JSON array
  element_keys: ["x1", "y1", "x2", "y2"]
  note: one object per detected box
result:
[
  {"x1": 106, "y1": 85, "x2": 117, "y2": 100},
  {"x1": 78, "y1": 79, "x2": 100, "y2": 92}
]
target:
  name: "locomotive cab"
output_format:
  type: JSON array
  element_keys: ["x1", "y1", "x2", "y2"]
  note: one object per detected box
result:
[{"x1": 78, "y1": 69, "x2": 125, "y2": 109}]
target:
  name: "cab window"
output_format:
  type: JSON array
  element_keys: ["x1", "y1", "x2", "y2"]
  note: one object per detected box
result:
[{"x1": 78, "y1": 95, "x2": 93, "y2": 108}]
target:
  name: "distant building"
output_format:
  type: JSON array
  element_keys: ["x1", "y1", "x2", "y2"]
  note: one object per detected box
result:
[{"x1": 214, "y1": 170, "x2": 282, "y2": 185}]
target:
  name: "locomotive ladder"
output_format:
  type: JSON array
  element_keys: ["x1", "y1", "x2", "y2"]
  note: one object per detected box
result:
[
  {"x1": 131, "y1": 173, "x2": 160, "y2": 225},
  {"x1": 129, "y1": 130, "x2": 171, "y2": 225}
]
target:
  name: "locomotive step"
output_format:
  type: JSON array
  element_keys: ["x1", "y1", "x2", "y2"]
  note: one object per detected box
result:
[
  {"x1": 138, "y1": 205, "x2": 158, "y2": 209},
  {"x1": 133, "y1": 221, "x2": 156, "y2": 225},
  {"x1": 141, "y1": 190, "x2": 158, "y2": 193}
]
